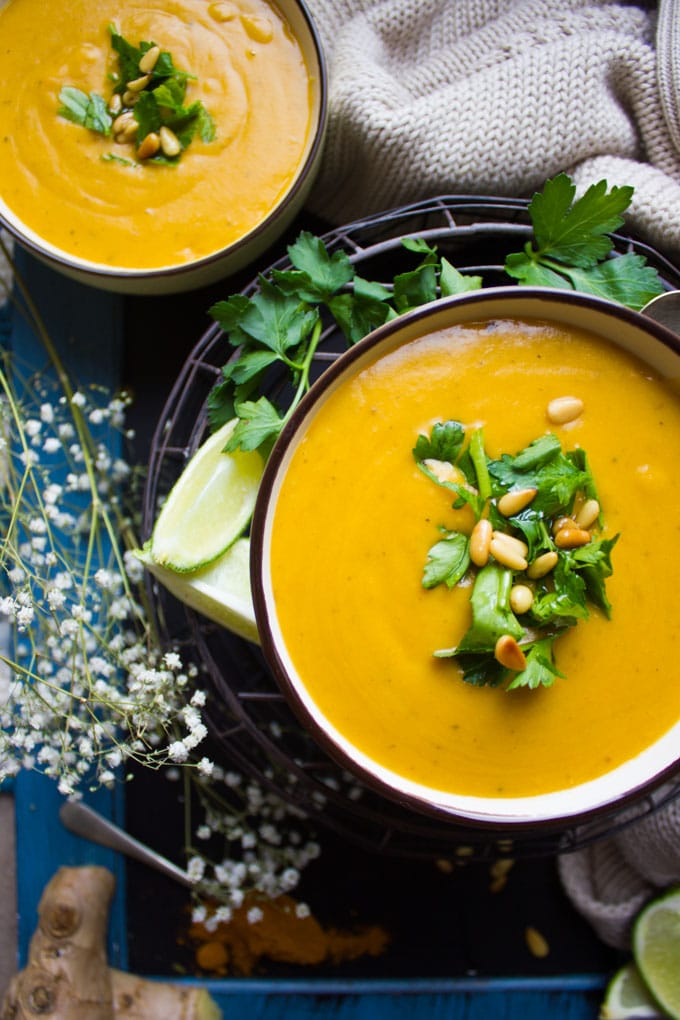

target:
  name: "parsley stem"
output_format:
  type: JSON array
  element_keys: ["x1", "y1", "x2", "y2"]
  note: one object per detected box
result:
[
  {"x1": 281, "y1": 317, "x2": 323, "y2": 427},
  {"x1": 469, "y1": 427, "x2": 492, "y2": 503}
]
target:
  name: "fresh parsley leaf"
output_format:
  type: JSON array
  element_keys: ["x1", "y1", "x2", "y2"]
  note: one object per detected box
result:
[
  {"x1": 225, "y1": 397, "x2": 283, "y2": 455},
  {"x1": 422, "y1": 531, "x2": 470, "y2": 589},
  {"x1": 506, "y1": 637, "x2": 565, "y2": 690},
  {"x1": 329, "y1": 280, "x2": 396, "y2": 344},
  {"x1": 58, "y1": 87, "x2": 112, "y2": 135},
  {"x1": 413, "y1": 420, "x2": 467, "y2": 466},
  {"x1": 440, "y1": 257, "x2": 483, "y2": 296},
  {"x1": 100, "y1": 151, "x2": 136, "y2": 166},
  {"x1": 285, "y1": 232, "x2": 355, "y2": 301},
  {"x1": 505, "y1": 173, "x2": 665, "y2": 307},
  {"x1": 392, "y1": 262, "x2": 438, "y2": 312},
  {"x1": 132, "y1": 90, "x2": 161, "y2": 140}
]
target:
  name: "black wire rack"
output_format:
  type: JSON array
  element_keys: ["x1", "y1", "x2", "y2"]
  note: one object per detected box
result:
[{"x1": 142, "y1": 195, "x2": 680, "y2": 862}]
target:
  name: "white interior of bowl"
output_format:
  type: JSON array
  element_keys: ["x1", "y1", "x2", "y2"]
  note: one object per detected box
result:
[
  {"x1": 0, "y1": 0, "x2": 326, "y2": 292},
  {"x1": 256, "y1": 288, "x2": 680, "y2": 825}
]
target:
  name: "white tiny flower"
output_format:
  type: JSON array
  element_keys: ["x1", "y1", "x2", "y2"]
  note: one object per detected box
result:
[
  {"x1": 187, "y1": 856, "x2": 205, "y2": 883},
  {"x1": 191, "y1": 905, "x2": 207, "y2": 924},
  {"x1": 42, "y1": 437, "x2": 61, "y2": 454},
  {"x1": 40, "y1": 403, "x2": 54, "y2": 423},
  {"x1": 71, "y1": 392, "x2": 86, "y2": 407},
  {"x1": 247, "y1": 907, "x2": 264, "y2": 924},
  {"x1": 215, "y1": 906, "x2": 232, "y2": 923},
  {"x1": 167, "y1": 741, "x2": 188, "y2": 763},
  {"x1": 163, "y1": 651, "x2": 182, "y2": 671},
  {"x1": 295, "y1": 903, "x2": 311, "y2": 919},
  {"x1": 197, "y1": 757, "x2": 214, "y2": 777},
  {"x1": 196, "y1": 825, "x2": 212, "y2": 841}
]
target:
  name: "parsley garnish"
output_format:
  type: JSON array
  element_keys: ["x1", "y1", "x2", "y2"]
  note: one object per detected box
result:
[
  {"x1": 416, "y1": 422, "x2": 619, "y2": 691},
  {"x1": 207, "y1": 176, "x2": 665, "y2": 458},
  {"x1": 58, "y1": 26, "x2": 215, "y2": 163}
]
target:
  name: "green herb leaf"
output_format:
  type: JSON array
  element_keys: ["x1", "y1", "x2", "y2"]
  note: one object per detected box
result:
[
  {"x1": 225, "y1": 397, "x2": 283, "y2": 455},
  {"x1": 504, "y1": 173, "x2": 665, "y2": 306},
  {"x1": 439, "y1": 257, "x2": 483, "y2": 296},
  {"x1": 285, "y1": 232, "x2": 355, "y2": 302},
  {"x1": 422, "y1": 531, "x2": 470, "y2": 589},
  {"x1": 413, "y1": 420, "x2": 467, "y2": 466},
  {"x1": 58, "y1": 87, "x2": 112, "y2": 135},
  {"x1": 506, "y1": 637, "x2": 565, "y2": 690}
]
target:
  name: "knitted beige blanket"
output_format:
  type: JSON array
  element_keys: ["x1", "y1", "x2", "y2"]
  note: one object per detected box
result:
[
  {"x1": 306, "y1": 0, "x2": 680, "y2": 950},
  {"x1": 307, "y1": 0, "x2": 680, "y2": 259}
]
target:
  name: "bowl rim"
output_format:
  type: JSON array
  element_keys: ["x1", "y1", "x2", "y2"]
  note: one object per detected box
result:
[
  {"x1": 250, "y1": 285, "x2": 680, "y2": 832},
  {"x1": 0, "y1": 0, "x2": 328, "y2": 283}
]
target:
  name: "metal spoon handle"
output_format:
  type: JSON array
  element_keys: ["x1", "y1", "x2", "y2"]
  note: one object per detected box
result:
[{"x1": 59, "y1": 801, "x2": 193, "y2": 889}]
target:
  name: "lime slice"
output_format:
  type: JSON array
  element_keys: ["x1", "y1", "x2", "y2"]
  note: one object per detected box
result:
[
  {"x1": 601, "y1": 961, "x2": 666, "y2": 1018},
  {"x1": 149, "y1": 418, "x2": 263, "y2": 572},
  {"x1": 633, "y1": 888, "x2": 680, "y2": 1019},
  {"x1": 139, "y1": 537, "x2": 259, "y2": 644}
]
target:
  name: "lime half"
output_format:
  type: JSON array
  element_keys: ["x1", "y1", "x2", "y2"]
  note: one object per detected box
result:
[
  {"x1": 633, "y1": 888, "x2": 680, "y2": 1019},
  {"x1": 139, "y1": 537, "x2": 259, "y2": 644},
  {"x1": 601, "y1": 961, "x2": 666, "y2": 1018},
  {"x1": 149, "y1": 418, "x2": 263, "y2": 572}
]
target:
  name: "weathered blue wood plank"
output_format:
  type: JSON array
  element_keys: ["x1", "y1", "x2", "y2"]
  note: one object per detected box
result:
[
  {"x1": 7, "y1": 251, "x2": 127, "y2": 970},
  {"x1": 191, "y1": 976, "x2": 605, "y2": 1019}
]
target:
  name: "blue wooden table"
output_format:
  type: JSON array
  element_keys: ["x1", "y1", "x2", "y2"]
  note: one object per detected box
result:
[{"x1": 5, "y1": 250, "x2": 609, "y2": 1019}]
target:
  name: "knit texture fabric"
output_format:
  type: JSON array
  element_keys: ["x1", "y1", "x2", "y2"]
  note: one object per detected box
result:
[
  {"x1": 306, "y1": 0, "x2": 680, "y2": 258},
  {"x1": 304, "y1": 0, "x2": 680, "y2": 948}
]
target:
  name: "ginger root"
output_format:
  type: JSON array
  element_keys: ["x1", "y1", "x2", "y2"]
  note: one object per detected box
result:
[{"x1": 1, "y1": 866, "x2": 221, "y2": 1020}]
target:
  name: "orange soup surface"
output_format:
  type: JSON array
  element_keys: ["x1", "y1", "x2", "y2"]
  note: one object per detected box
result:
[
  {"x1": 0, "y1": 0, "x2": 314, "y2": 268},
  {"x1": 269, "y1": 320, "x2": 680, "y2": 799}
]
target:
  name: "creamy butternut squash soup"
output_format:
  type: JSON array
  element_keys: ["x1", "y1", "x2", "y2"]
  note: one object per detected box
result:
[
  {"x1": 0, "y1": 0, "x2": 314, "y2": 268},
  {"x1": 268, "y1": 319, "x2": 680, "y2": 800}
]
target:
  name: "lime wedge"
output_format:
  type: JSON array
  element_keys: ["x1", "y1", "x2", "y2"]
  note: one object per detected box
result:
[
  {"x1": 149, "y1": 418, "x2": 263, "y2": 572},
  {"x1": 601, "y1": 961, "x2": 666, "y2": 1018},
  {"x1": 139, "y1": 537, "x2": 259, "y2": 644},
  {"x1": 633, "y1": 888, "x2": 680, "y2": 1019}
]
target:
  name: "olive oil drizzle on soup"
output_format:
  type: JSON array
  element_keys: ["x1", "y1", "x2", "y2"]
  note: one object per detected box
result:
[
  {"x1": 0, "y1": 0, "x2": 313, "y2": 269},
  {"x1": 269, "y1": 320, "x2": 680, "y2": 799}
]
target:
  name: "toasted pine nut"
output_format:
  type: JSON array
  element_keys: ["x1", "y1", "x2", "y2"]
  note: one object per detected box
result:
[
  {"x1": 547, "y1": 396, "x2": 584, "y2": 425},
  {"x1": 554, "y1": 527, "x2": 591, "y2": 549},
  {"x1": 495, "y1": 634, "x2": 527, "y2": 672},
  {"x1": 525, "y1": 926, "x2": 550, "y2": 958},
  {"x1": 552, "y1": 515, "x2": 575, "y2": 536},
  {"x1": 159, "y1": 125, "x2": 181, "y2": 157},
  {"x1": 575, "y1": 498, "x2": 600, "y2": 530},
  {"x1": 139, "y1": 45, "x2": 161, "y2": 74},
  {"x1": 489, "y1": 534, "x2": 528, "y2": 571},
  {"x1": 109, "y1": 93, "x2": 122, "y2": 115},
  {"x1": 510, "y1": 584, "x2": 534, "y2": 615},
  {"x1": 492, "y1": 531, "x2": 528, "y2": 557},
  {"x1": 469, "y1": 519, "x2": 493, "y2": 567},
  {"x1": 497, "y1": 487, "x2": 537, "y2": 517},
  {"x1": 112, "y1": 111, "x2": 136, "y2": 135},
  {"x1": 526, "y1": 551, "x2": 558, "y2": 579},
  {"x1": 122, "y1": 90, "x2": 139, "y2": 106},
  {"x1": 126, "y1": 74, "x2": 151, "y2": 93},
  {"x1": 137, "y1": 132, "x2": 161, "y2": 159}
]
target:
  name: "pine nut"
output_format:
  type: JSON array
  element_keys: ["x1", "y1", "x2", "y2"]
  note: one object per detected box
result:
[
  {"x1": 554, "y1": 527, "x2": 591, "y2": 549},
  {"x1": 547, "y1": 396, "x2": 584, "y2": 425},
  {"x1": 510, "y1": 584, "x2": 534, "y2": 614},
  {"x1": 492, "y1": 531, "x2": 528, "y2": 557},
  {"x1": 109, "y1": 93, "x2": 122, "y2": 115},
  {"x1": 489, "y1": 533, "x2": 528, "y2": 571},
  {"x1": 469, "y1": 519, "x2": 492, "y2": 567},
  {"x1": 112, "y1": 111, "x2": 136, "y2": 135},
  {"x1": 552, "y1": 515, "x2": 575, "y2": 536},
  {"x1": 526, "y1": 551, "x2": 558, "y2": 579},
  {"x1": 122, "y1": 90, "x2": 139, "y2": 106},
  {"x1": 495, "y1": 634, "x2": 527, "y2": 672},
  {"x1": 575, "y1": 498, "x2": 600, "y2": 530},
  {"x1": 497, "y1": 487, "x2": 537, "y2": 517},
  {"x1": 126, "y1": 74, "x2": 151, "y2": 93},
  {"x1": 137, "y1": 132, "x2": 161, "y2": 159},
  {"x1": 139, "y1": 45, "x2": 161, "y2": 74},
  {"x1": 159, "y1": 125, "x2": 181, "y2": 157}
]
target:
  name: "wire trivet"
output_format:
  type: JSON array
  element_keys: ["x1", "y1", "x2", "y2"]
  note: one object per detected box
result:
[{"x1": 142, "y1": 195, "x2": 680, "y2": 861}]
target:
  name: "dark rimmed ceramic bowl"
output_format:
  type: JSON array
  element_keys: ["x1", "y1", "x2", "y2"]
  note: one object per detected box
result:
[
  {"x1": 0, "y1": 0, "x2": 327, "y2": 295},
  {"x1": 251, "y1": 287, "x2": 680, "y2": 832}
]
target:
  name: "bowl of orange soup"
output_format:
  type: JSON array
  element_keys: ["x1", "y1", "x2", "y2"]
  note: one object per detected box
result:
[
  {"x1": 0, "y1": 0, "x2": 326, "y2": 294},
  {"x1": 250, "y1": 287, "x2": 680, "y2": 832}
]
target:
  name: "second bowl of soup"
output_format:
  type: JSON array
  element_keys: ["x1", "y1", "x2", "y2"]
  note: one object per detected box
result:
[{"x1": 251, "y1": 288, "x2": 680, "y2": 830}]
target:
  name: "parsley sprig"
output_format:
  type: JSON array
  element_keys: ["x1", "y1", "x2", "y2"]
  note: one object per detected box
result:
[
  {"x1": 414, "y1": 423, "x2": 619, "y2": 691},
  {"x1": 57, "y1": 26, "x2": 215, "y2": 163},
  {"x1": 207, "y1": 175, "x2": 665, "y2": 457}
]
